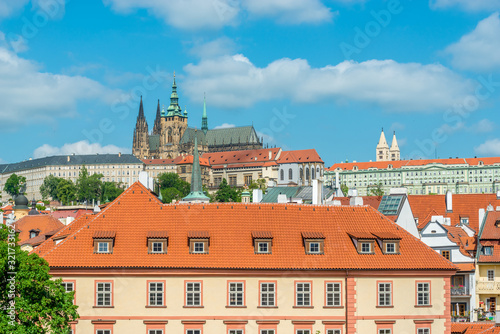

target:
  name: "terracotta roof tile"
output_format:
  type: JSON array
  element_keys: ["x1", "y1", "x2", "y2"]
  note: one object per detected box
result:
[
  {"x1": 35, "y1": 182, "x2": 457, "y2": 271},
  {"x1": 252, "y1": 231, "x2": 273, "y2": 239},
  {"x1": 347, "y1": 231, "x2": 375, "y2": 239},
  {"x1": 176, "y1": 155, "x2": 210, "y2": 167},
  {"x1": 372, "y1": 232, "x2": 401, "y2": 240},
  {"x1": 187, "y1": 231, "x2": 210, "y2": 239},
  {"x1": 202, "y1": 148, "x2": 281, "y2": 166},
  {"x1": 277, "y1": 149, "x2": 323, "y2": 164},
  {"x1": 451, "y1": 322, "x2": 500, "y2": 334},
  {"x1": 480, "y1": 211, "x2": 500, "y2": 240},
  {"x1": 301, "y1": 232, "x2": 325, "y2": 239},
  {"x1": 454, "y1": 263, "x2": 475, "y2": 272},
  {"x1": 147, "y1": 231, "x2": 169, "y2": 239},
  {"x1": 93, "y1": 231, "x2": 116, "y2": 239},
  {"x1": 13, "y1": 215, "x2": 65, "y2": 243}
]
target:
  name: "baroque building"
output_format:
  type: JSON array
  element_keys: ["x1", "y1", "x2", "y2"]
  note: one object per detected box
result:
[
  {"x1": 132, "y1": 75, "x2": 263, "y2": 160},
  {"x1": 376, "y1": 129, "x2": 400, "y2": 162}
]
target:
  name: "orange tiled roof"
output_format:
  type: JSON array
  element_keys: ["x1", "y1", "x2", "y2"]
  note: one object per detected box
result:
[
  {"x1": 480, "y1": 211, "x2": 500, "y2": 240},
  {"x1": 451, "y1": 322, "x2": 500, "y2": 334},
  {"x1": 203, "y1": 148, "x2": 281, "y2": 166},
  {"x1": 454, "y1": 263, "x2": 475, "y2": 272},
  {"x1": 13, "y1": 215, "x2": 65, "y2": 243},
  {"x1": 34, "y1": 182, "x2": 457, "y2": 271},
  {"x1": 277, "y1": 149, "x2": 323, "y2": 164},
  {"x1": 301, "y1": 231, "x2": 325, "y2": 239},
  {"x1": 142, "y1": 157, "x2": 183, "y2": 165},
  {"x1": 176, "y1": 155, "x2": 210, "y2": 167},
  {"x1": 408, "y1": 194, "x2": 500, "y2": 231},
  {"x1": 328, "y1": 156, "x2": 500, "y2": 171},
  {"x1": 332, "y1": 196, "x2": 383, "y2": 210},
  {"x1": 147, "y1": 231, "x2": 169, "y2": 239},
  {"x1": 444, "y1": 225, "x2": 475, "y2": 257},
  {"x1": 252, "y1": 231, "x2": 273, "y2": 239},
  {"x1": 50, "y1": 209, "x2": 93, "y2": 220}
]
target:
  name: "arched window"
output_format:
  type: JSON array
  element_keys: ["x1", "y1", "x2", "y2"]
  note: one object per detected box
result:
[
  {"x1": 312, "y1": 167, "x2": 316, "y2": 180},
  {"x1": 306, "y1": 168, "x2": 310, "y2": 180},
  {"x1": 317, "y1": 167, "x2": 320, "y2": 177},
  {"x1": 300, "y1": 168, "x2": 303, "y2": 179},
  {"x1": 288, "y1": 168, "x2": 293, "y2": 180},
  {"x1": 167, "y1": 128, "x2": 173, "y2": 143},
  {"x1": 280, "y1": 169, "x2": 284, "y2": 181}
]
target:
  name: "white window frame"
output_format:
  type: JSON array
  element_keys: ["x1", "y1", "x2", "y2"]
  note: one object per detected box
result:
[
  {"x1": 378, "y1": 330, "x2": 391, "y2": 334},
  {"x1": 97, "y1": 242, "x2": 109, "y2": 253},
  {"x1": 228, "y1": 330, "x2": 243, "y2": 334},
  {"x1": 149, "y1": 330, "x2": 163, "y2": 334},
  {"x1": 260, "y1": 330, "x2": 275, "y2": 334},
  {"x1": 193, "y1": 242, "x2": 205, "y2": 253},
  {"x1": 326, "y1": 282, "x2": 341, "y2": 307},
  {"x1": 296, "y1": 330, "x2": 311, "y2": 334},
  {"x1": 186, "y1": 282, "x2": 201, "y2": 306},
  {"x1": 360, "y1": 242, "x2": 372, "y2": 253},
  {"x1": 378, "y1": 282, "x2": 392, "y2": 306},
  {"x1": 417, "y1": 282, "x2": 430, "y2": 306},
  {"x1": 417, "y1": 329, "x2": 430, "y2": 334},
  {"x1": 96, "y1": 282, "x2": 112, "y2": 306},
  {"x1": 327, "y1": 330, "x2": 341, "y2": 334},
  {"x1": 149, "y1": 282, "x2": 164, "y2": 306},
  {"x1": 260, "y1": 282, "x2": 276, "y2": 306},
  {"x1": 296, "y1": 282, "x2": 311, "y2": 306},
  {"x1": 488, "y1": 269, "x2": 495, "y2": 281},
  {"x1": 96, "y1": 330, "x2": 111, "y2": 334},
  {"x1": 151, "y1": 242, "x2": 163, "y2": 253},
  {"x1": 186, "y1": 330, "x2": 201, "y2": 334},
  {"x1": 229, "y1": 282, "x2": 244, "y2": 306},
  {"x1": 309, "y1": 242, "x2": 320, "y2": 254},
  {"x1": 258, "y1": 242, "x2": 270, "y2": 253},
  {"x1": 385, "y1": 242, "x2": 396, "y2": 254}
]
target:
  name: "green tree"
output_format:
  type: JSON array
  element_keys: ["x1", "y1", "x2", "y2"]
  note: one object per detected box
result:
[
  {"x1": 101, "y1": 182, "x2": 124, "y2": 203},
  {"x1": 157, "y1": 173, "x2": 190, "y2": 203},
  {"x1": 369, "y1": 182, "x2": 385, "y2": 197},
  {"x1": 76, "y1": 166, "x2": 103, "y2": 203},
  {"x1": 4, "y1": 174, "x2": 26, "y2": 197},
  {"x1": 0, "y1": 224, "x2": 79, "y2": 333},
  {"x1": 248, "y1": 178, "x2": 267, "y2": 192},
  {"x1": 56, "y1": 179, "x2": 77, "y2": 205},
  {"x1": 340, "y1": 183, "x2": 349, "y2": 197},
  {"x1": 40, "y1": 175, "x2": 64, "y2": 201},
  {"x1": 215, "y1": 178, "x2": 241, "y2": 202}
]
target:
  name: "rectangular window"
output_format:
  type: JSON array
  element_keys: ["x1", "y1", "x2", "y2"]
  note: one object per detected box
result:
[
  {"x1": 96, "y1": 282, "x2": 112, "y2": 306},
  {"x1": 441, "y1": 250, "x2": 450, "y2": 260},
  {"x1": 149, "y1": 282, "x2": 164, "y2": 306},
  {"x1": 260, "y1": 282, "x2": 276, "y2": 306},
  {"x1": 228, "y1": 282, "x2": 244, "y2": 306},
  {"x1": 416, "y1": 282, "x2": 430, "y2": 306},
  {"x1": 326, "y1": 282, "x2": 341, "y2": 307},
  {"x1": 186, "y1": 282, "x2": 202, "y2": 306},
  {"x1": 309, "y1": 242, "x2": 320, "y2": 253},
  {"x1": 189, "y1": 239, "x2": 209, "y2": 254},
  {"x1": 296, "y1": 330, "x2": 311, "y2": 334},
  {"x1": 360, "y1": 242, "x2": 372, "y2": 254},
  {"x1": 186, "y1": 330, "x2": 201, "y2": 334},
  {"x1": 378, "y1": 330, "x2": 391, "y2": 334},
  {"x1": 296, "y1": 282, "x2": 311, "y2": 306},
  {"x1": 327, "y1": 330, "x2": 341, "y2": 334},
  {"x1": 96, "y1": 330, "x2": 111, "y2": 334},
  {"x1": 378, "y1": 282, "x2": 392, "y2": 306},
  {"x1": 98, "y1": 242, "x2": 109, "y2": 253},
  {"x1": 194, "y1": 242, "x2": 204, "y2": 253},
  {"x1": 149, "y1": 330, "x2": 163, "y2": 334},
  {"x1": 261, "y1": 330, "x2": 275, "y2": 334},
  {"x1": 229, "y1": 330, "x2": 243, "y2": 334},
  {"x1": 384, "y1": 242, "x2": 397, "y2": 254},
  {"x1": 417, "y1": 329, "x2": 429, "y2": 334},
  {"x1": 258, "y1": 242, "x2": 269, "y2": 253},
  {"x1": 488, "y1": 270, "x2": 495, "y2": 281}
]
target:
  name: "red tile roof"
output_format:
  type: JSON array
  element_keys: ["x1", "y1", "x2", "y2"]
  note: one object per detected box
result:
[
  {"x1": 480, "y1": 211, "x2": 500, "y2": 240},
  {"x1": 13, "y1": 215, "x2": 65, "y2": 243},
  {"x1": 328, "y1": 157, "x2": 500, "y2": 171},
  {"x1": 252, "y1": 231, "x2": 273, "y2": 239},
  {"x1": 50, "y1": 209, "x2": 93, "y2": 220},
  {"x1": 332, "y1": 196, "x2": 383, "y2": 210},
  {"x1": 277, "y1": 149, "x2": 323, "y2": 164},
  {"x1": 147, "y1": 231, "x2": 169, "y2": 239},
  {"x1": 142, "y1": 157, "x2": 183, "y2": 165},
  {"x1": 451, "y1": 322, "x2": 500, "y2": 334},
  {"x1": 93, "y1": 231, "x2": 116, "y2": 239},
  {"x1": 203, "y1": 148, "x2": 281, "y2": 166},
  {"x1": 176, "y1": 155, "x2": 210, "y2": 167},
  {"x1": 34, "y1": 182, "x2": 457, "y2": 271},
  {"x1": 408, "y1": 194, "x2": 500, "y2": 231},
  {"x1": 454, "y1": 263, "x2": 475, "y2": 272},
  {"x1": 372, "y1": 232, "x2": 401, "y2": 240},
  {"x1": 301, "y1": 231, "x2": 325, "y2": 239}
]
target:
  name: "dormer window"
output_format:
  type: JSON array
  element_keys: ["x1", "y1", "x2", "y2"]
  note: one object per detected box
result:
[
  {"x1": 348, "y1": 232, "x2": 376, "y2": 254},
  {"x1": 360, "y1": 241, "x2": 373, "y2": 254},
  {"x1": 252, "y1": 231, "x2": 273, "y2": 254},
  {"x1": 372, "y1": 232, "x2": 401, "y2": 255},
  {"x1": 147, "y1": 231, "x2": 168, "y2": 254},
  {"x1": 384, "y1": 241, "x2": 399, "y2": 254},
  {"x1": 93, "y1": 231, "x2": 116, "y2": 254},
  {"x1": 302, "y1": 232, "x2": 325, "y2": 255},
  {"x1": 461, "y1": 217, "x2": 469, "y2": 225},
  {"x1": 29, "y1": 229, "x2": 40, "y2": 239},
  {"x1": 188, "y1": 231, "x2": 210, "y2": 254},
  {"x1": 484, "y1": 246, "x2": 493, "y2": 255}
]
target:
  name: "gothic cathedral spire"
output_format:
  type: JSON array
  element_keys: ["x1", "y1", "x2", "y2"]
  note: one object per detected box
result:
[
  {"x1": 132, "y1": 96, "x2": 150, "y2": 159},
  {"x1": 376, "y1": 128, "x2": 389, "y2": 162},
  {"x1": 202, "y1": 93, "x2": 208, "y2": 135},
  {"x1": 153, "y1": 99, "x2": 161, "y2": 135},
  {"x1": 389, "y1": 131, "x2": 401, "y2": 161}
]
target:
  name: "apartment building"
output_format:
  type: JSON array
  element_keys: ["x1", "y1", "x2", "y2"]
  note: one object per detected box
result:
[
  {"x1": 0, "y1": 154, "x2": 143, "y2": 200},
  {"x1": 325, "y1": 157, "x2": 500, "y2": 196},
  {"x1": 34, "y1": 181, "x2": 456, "y2": 334}
]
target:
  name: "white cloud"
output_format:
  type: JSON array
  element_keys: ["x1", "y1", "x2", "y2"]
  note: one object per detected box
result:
[
  {"x1": 189, "y1": 37, "x2": 238, "y2": 59},
  {"x1": 0, "y1": 46, "x2": 121, "y2": 126},
  {"x1": 183, "y1": 54, "x2": 473, "y2": 112},
  {"x1": 390, "y1": 122, "x2": 405, "y2": 131},
  {"x1": 0, "y1": 0, "x2": 29, "y2": 18},
  {"x1": 104, "y1": 0, "x2": 332, "y2": 29},
  {"x1": 104, "y1": 0, "x2": 239, "y2": 30},
  {"x1": 214, "y1": 123, "x2": 236, "y2": 129},
  {"x1": 445, "y1": 12, "x2": 500, "y2": 71},
  {"x1": 242, "y1": 0, "x2": 334, "y2": 24},
  {"x1": 470, "y1": 119, "x2": 495, "y2": 133},
  {"x1": 475, "y1": 138, "x2": 500, "y2": 155},
  {"x1": 33, "y1": 140, "x2": 130, "y2": 159},
  {"x1": 430, "y1": 0, "x2": 500, "y2": 12}
]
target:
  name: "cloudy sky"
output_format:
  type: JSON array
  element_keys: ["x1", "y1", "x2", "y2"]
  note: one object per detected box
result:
[{"x1": 0, "y1": 0, "x2": 500, "y2": 165}]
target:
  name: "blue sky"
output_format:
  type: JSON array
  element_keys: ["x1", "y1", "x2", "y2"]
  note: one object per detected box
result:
[{"x1": 1, "y1": 0, "x2": 500, "y2": 166}]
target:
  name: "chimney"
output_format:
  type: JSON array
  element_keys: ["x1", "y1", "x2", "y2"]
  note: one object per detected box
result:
[
  {"x1": 479, "y1": 208, "x2": 486, "y2": 231},
  {"x1": 335, "y1": 171, "x2": 342, "y2": 197},
  {"x1": 350, "y1": 196, "x2": 364, "y2": 206},
  {"x1": 252, "y1": 189, "x2": 263, "y2": 203},
  {"x1": 446, "y1": 190, "x2": 452, "y2": 212},
  {"x1": 312, "y1": 179, "x2": 323, "y2": 205},
  {"x1": 67, "y1": 155, "x2": 70, "y2": 162},
  {"x1": 497, "y1": 190, "x2": 500, "y2": 200},
  {"x1": 268, "y1": 151, "x2": 272, "y2": 160},
  {"x1": 277, "y1": 194, "x2": 288, "y2": 203},
  {"x1": 118, "y1": 152, "x2": 122, "y2": 157}
]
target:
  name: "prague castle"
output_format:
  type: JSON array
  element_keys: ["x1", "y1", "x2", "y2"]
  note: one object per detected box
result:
[{"x1": 132, "y1": 75, "x2": 262, "y2": 159}]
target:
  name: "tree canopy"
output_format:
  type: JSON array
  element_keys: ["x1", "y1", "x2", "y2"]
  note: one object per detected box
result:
[
  {"x1": 215, "y1": 178, "x2": 241, "y2": 202},
  {"x1": 56, "y1": 179, "x2": 77, "y2": 206},
  {"x1": 369, "y1": 183, "x2": 385, "y2": 197},
  {"x1": 157, "y1": 173, "x2": 190, "y2": 203},
  {"x1": 101, "y1": 182, "x2": 124, "y2": 203},
  {"x1": 4, "y1": 174, "x2": 26, "y2": 197},
  {"x1": 40, "y1": 175, "x2": 63, "y2": 201},
  {"x1": 76, "y1": 166, "x2": 103, "y2": 203},
  {"x1": 0, "y1": 224, "x2": 79, "y2": 333}
]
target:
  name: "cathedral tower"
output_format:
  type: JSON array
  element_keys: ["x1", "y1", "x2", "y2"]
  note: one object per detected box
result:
[
  {"x1": 201, "y1": 94, "x2": 208, "y2": 135},
  {"x1": 389, "y1": 131, "x2": 400, "y2": 161},
  {"x1": 376, "y1": 128, "x2": 390, "y2": 162},
  {"x1": 132, "y1": 96, "x2": 150, "y2": 159}
]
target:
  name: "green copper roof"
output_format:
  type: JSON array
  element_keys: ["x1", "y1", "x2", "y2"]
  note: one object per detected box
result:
[
  {"x1": 166, "y1": 73, "x2": 185, "y2": 118},
  {"x1": 202, "y1": 95, "x2": 208, "y2": 135},
  {"x1": 183, "y1": 133, "x2": 209, "y2": 202}
]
